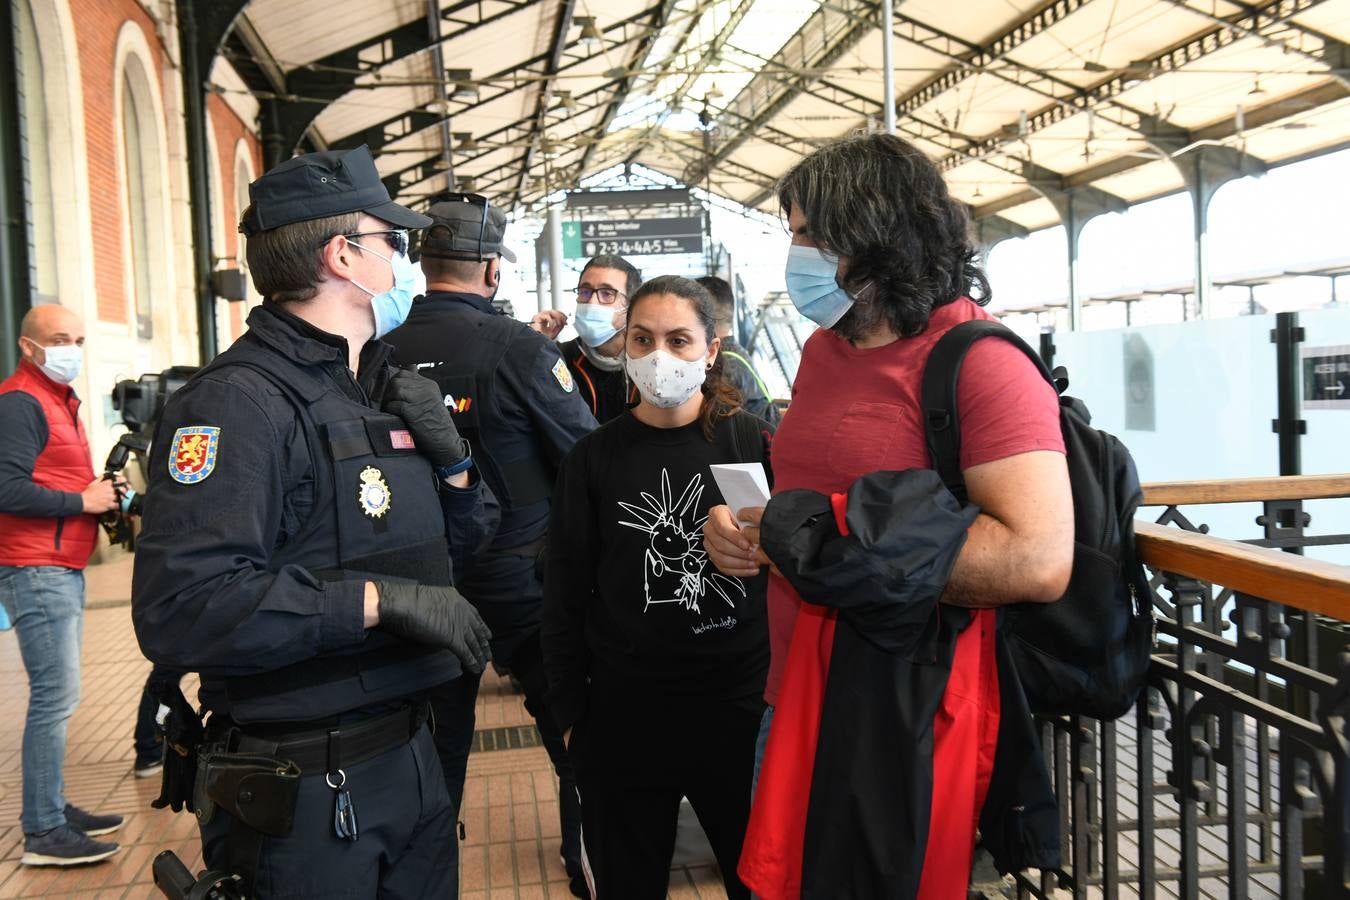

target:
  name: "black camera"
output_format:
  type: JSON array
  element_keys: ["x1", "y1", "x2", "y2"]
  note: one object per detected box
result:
[
  {"x1": 101, "y1": 365, "x2": 199, "y2": 549},
  {"x1": 152, "y1": 850, "x2": 245, "y2": 900},
  {"x1": 99, "y1": 432, "x2": 149, "y2": 549}
]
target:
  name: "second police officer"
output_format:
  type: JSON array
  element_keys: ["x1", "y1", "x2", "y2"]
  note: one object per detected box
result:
[
  {"x1": 385, "y1": 194, "x2": 598, "y2": 895},
  {"x1": 132, "y1": 147, "x2": 495, "y2": 898}
]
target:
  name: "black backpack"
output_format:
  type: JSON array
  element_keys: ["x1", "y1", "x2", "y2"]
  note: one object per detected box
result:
[{"x1": 921, "y1": 319, "x2": 1153, "y2": 721}]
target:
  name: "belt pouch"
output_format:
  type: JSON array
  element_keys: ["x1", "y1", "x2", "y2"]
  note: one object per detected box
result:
[{"x1": 204, "y1": 753, "x2": 303, "y2": 837}]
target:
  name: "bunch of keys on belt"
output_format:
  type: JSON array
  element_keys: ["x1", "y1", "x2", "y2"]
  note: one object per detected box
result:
[{"x1": 326, "y1": 730, "x2": 359, "y2": 841}]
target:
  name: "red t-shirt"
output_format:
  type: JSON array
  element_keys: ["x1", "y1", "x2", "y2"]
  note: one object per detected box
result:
[{"x1": 763, "y1": 298, "x2": 1065, "y2": 704}]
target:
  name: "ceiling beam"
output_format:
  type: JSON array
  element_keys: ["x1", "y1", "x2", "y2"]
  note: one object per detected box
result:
[
  {"x1": 511, "y1": 0, "x2": 582, "y2": 209},
  {"x1": 247, "y1": 0, "x2": 549, "y2": 160},
  {"x1": 936, "y1": 0, "x2": 1337, "y2": 174},
  {"x1": 327, "y1": 3, "x2": 663, "y2": 155},
  {"x1": 682, "y1": 0, "x2": 878, "y2": 186}
]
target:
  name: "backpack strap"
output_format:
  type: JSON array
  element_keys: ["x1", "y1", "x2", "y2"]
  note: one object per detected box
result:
[{"x1": 920, "y1": 320, "x2": 1056, "y2": 502}]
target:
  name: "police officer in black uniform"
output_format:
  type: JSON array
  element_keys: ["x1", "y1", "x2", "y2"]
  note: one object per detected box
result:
[
  {"x1": 385, "y1": 194, "x2": 596, "y2": 894},
  {"x1": 558, "y1": 254, "x2": 641, "y2": 423},
  {"x1": 132, "y1": 146, "x2": 495, "y2": 899}
]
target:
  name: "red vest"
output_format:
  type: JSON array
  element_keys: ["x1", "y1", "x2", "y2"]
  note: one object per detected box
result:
[{"x1": 0, "y1": 360, "x2": 98, "y2": 568}]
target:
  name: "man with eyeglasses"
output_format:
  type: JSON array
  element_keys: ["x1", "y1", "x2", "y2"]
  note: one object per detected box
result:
[
  {"x1": 384, "y1": 194, "x2": 597, "y2": 896},
  {"x1": 558, "y1": 254, "x2": 642, "y2": 423},
  {"x1": 132, "y1": 146, "x2": 496, "y2": 898}
]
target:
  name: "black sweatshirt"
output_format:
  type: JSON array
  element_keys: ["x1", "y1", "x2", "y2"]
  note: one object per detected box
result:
[{"x1": 543, "y1": 409, "x2": 771, "y2": 731}]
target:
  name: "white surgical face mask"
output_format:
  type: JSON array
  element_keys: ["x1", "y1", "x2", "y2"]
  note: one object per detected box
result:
[
  {"x1": 625, "y1": 349, "x2": 707, "y2": 409},
  {"x1": 26, "y1": 340, "x2": 83, "y2": 385}
]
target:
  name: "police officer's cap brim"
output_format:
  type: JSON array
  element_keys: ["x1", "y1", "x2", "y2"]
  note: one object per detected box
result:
[{"x1": 367, "y1": 200, "x2": 433, "y2": 231}]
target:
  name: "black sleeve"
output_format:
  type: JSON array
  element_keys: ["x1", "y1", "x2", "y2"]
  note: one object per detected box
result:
[
  {"x1": 131, "y1": 375, "x2": 366, "y2": 675},
  {"x1": 440, "y1": 469, "x2": 500, "y2": 582},
  {"x1": 517, "y1": 339, "x2": 598, "y2": 466},
  {"x1": 0, "y1": 393, "x2": 85, "y2": 518},
  {"x1": 760, "y1": 469, "x2": 978, "y2": 657},
  {"x1": 541, "y1": 438, "x2": 600, "y2": 731}
]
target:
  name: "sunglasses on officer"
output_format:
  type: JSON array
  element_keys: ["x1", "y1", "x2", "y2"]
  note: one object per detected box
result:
[{"x1": 341, "y1": 229, "x2": 410, "y2": 257}]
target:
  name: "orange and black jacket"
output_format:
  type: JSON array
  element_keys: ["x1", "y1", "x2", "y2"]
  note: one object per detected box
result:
[{"x1": 559, "y1": 338, "x2": 636, "y2": 425}]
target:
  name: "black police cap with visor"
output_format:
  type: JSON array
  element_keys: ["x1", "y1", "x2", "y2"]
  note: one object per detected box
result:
[
  {"x1": 238, "y1": 145, "x2": 432, "y2": 235},
  {"x1": 419, "y1": 193, "x2": 517, "y2": 264}
]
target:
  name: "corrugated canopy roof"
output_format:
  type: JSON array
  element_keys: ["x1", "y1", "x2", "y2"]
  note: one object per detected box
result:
[{"x1": 215, "y1": 0, "x2": 1350, "y2": 232}]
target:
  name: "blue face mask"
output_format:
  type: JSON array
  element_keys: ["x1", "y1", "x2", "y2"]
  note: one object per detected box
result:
[
  {"x1": 350, "y1": 241, "x2": 426, "y2": 338},
  {"x1": 573, "y1": 302, "x2": 623, "y2": 347},
  {"x1": 784, "y1": 244, "x2": 854, "y2": 328}
]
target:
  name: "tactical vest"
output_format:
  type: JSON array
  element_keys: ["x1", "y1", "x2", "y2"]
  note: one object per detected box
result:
[
  {"x1": 194, "y1": 340, "x2": 462, "y2": 724},
  {"x1": 394, "y1": 296, "x2": 554, "y2": 537}
]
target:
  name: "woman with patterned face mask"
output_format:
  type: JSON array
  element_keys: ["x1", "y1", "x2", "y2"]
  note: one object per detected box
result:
[{"x1": 542, "y1": 275, "x2": 773, "y2": 900}]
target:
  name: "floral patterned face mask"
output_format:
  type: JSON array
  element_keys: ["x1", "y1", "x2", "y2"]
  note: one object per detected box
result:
[{"x1": 624, "y1": 349, "x2": 707, "y2": 409}]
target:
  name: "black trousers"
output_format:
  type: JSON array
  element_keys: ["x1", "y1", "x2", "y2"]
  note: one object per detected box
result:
[
  {"x1": 570, "y1": 688, "x2": 764, "y2": 900},
  {"x1": 433, "y1": 552, "x2": 583, "y2": 875},
  {"x1": 199, "y1": 724, "x2": 455, "y2": 899}
]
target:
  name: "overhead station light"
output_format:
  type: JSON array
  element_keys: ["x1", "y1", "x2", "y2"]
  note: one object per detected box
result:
[
  {"x1": 454, "y1": 131, "x2": 479, "y2": 152},
  {"x1": 459, "y1": 178, "x2": 476, "y2": 192},
  {"x1": 446, "y1": 69, "x2": 478, "y2": 101},
  {"x1": 554, "y1": 90, "x2": 579, "y2": 112},
  {"x1": 575, "y1": 16, "x2": 603, "y2": 47}
]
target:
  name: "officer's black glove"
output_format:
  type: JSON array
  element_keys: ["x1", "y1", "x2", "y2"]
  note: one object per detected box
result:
[
  {"x1": 375, "y1": 581, "x2": 492, "y2": 674},
  {"x1": 381, "y1": 368, "x2": 469, "y2": 468}
]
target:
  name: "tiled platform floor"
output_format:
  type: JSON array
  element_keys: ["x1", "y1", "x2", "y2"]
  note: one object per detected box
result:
[{"x1": 0, "y1": 555, "x2": 730, "y2": 899}]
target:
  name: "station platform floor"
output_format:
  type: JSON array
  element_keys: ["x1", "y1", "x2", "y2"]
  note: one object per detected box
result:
[{"x1": 0, "y1": 555, "x2": 731, "y2": 899}]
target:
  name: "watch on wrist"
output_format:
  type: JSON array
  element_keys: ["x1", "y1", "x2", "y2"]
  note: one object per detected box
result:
[{"x1": 435, "y1": 456, "x2": 473, "y2": 480}]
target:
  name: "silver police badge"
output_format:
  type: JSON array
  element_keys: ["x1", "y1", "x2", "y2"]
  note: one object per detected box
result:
[{"x1": 358, "y1": 466, "x2": 391, "y2": 518}]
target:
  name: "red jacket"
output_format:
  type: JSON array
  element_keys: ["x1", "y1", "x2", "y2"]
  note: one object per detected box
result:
[{"x1": 0, "y1": 360, "x2": 98, "y2": 568}]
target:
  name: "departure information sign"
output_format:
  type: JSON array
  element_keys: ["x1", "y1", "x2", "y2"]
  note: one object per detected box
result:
[
  {"x1": 562, "y1": 217, "x2": 703, "y2": 258},
  {"x1": 1302, "y1": 344, "x2": 1350, "y2": 410}
]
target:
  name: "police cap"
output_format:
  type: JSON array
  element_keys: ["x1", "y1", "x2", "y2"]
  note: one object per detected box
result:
[
  {"x1": 420, "y1": 193, "x2": 517, "y2": 263},
  {"x1": 239, "y1": 145, "x2": 431, "y2": 236}
]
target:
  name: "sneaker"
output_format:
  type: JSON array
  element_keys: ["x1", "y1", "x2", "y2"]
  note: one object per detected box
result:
[
  {"x1": 21, "y1": 825, "x2": 118, "y2": 866},
  {"x1": 133, "y1": 755, "x2": 164, "y2": 778},
  {"x1": 63, "y1": 804, "x2": 124, "y2": 837}
]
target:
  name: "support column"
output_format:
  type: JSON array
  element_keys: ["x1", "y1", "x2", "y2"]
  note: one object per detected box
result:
[
  {"x1": 546, "y1": 207, "x2": 565, "y2": 312},
  {"x1": 973, "y1": 213, "x2": 1029, "y2": 265},
  {"x1": 178, "y1": 0, "x2": 217, "y2": 363},
  {"x1": 0, "y1": 0, "x2": 32, "y2": 374},
  {"x1": 881, "y1": 0, "x2": 895, "y2": 135},
  {"x1": 1022, "y1": 162, "x2": 1126, "y2": 332},
  {"x1": 1177, "y1": 147, "x2": 1265, "y2": 320}
]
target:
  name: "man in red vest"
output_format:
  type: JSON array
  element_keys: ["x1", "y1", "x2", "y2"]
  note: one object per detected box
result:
[{"x1": 0, "y1": 304, "x2": 126, "y2": 866}]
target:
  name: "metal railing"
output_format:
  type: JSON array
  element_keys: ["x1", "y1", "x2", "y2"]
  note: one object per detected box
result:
[{"x1": 1014, "y1": 475, "x2": 1350, "y2": 899}]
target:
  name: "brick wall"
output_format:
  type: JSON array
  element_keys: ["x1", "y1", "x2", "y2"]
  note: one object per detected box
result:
[{"x1": 69, "y1": 0, "x2": 166, "y2": 326}]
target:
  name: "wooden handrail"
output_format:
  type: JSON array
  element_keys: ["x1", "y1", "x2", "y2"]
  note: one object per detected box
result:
[
  {"x1": 1141, "y1": 474, "x2": 1350, "y2": 507},
  {"x1": 1135, "y1": 520, "x2": 1350, "y2": 620}
]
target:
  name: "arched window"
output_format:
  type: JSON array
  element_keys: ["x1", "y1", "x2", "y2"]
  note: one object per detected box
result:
[
  {"x1": 17, "y1": 0, "x2": 57, "y2": 304},
  {"x1": 120, "y1": 63, "x2": 155, "y2": 339}
]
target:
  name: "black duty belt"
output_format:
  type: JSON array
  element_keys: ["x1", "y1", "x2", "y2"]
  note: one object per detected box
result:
[{"x1": 211, "y1": 703, "x2": 428, "y2": 774}]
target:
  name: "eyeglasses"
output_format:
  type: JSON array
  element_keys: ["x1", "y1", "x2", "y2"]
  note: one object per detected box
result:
[
  {"x1": 573, "y1": 286, "x2": 627, "y2": 305},
  {"x1": 342, "y1": 230, "x2": 409, "y2": 256}
]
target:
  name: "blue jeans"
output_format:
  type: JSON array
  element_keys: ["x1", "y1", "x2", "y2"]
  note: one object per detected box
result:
[{"x1": 0, "y1": 566, "x2": 85, "y2": 834}]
